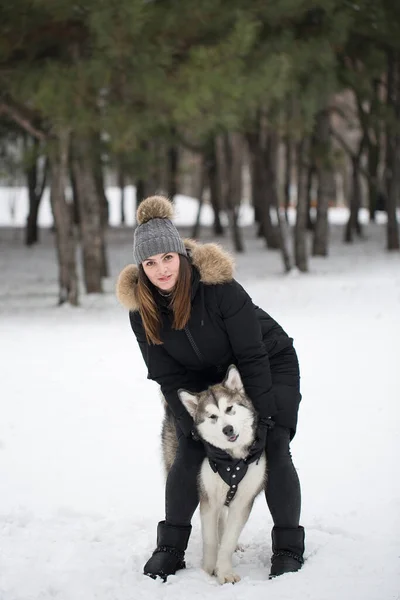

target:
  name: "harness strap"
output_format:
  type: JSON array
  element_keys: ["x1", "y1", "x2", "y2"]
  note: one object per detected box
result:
[{"x1": 209, "y1": 458, "x2": 249, "y2": 507}]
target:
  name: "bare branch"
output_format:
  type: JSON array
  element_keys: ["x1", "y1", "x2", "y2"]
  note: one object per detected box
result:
[{"x1": 0, "y1": 100, "x2": 47, "y2": 141}]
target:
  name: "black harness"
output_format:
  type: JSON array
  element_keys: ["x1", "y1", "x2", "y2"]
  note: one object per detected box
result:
[{"x1": 208, "y1": 457, "x2": 249, "y2": 507}]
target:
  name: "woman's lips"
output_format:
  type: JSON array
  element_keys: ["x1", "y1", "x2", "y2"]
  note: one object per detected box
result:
[{"x1": 158, "y1": 275, "x2": 172, "y2": 283}]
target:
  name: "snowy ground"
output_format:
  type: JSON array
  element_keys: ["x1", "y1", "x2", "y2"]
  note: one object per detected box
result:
[{"x1": 0, "y1": 196, "x2": 400, "y2": 600}]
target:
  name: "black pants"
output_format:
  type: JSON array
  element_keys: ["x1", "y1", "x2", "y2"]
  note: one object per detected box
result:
[{"x1": 165, "y1": 424, "x2": 301, "y2": 529}]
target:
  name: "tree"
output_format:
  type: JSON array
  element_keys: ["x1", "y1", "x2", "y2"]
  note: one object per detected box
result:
[
  {"x1": 246, "y1": 114, "x2": 280, "y2": 249},
  {"x1": 312, "y1": 110, "x2": 335, "y2": 256},
  {"x1": 385, "y1": 50, "x2": 400, "y2": 250},
  {"x1": 294, "y1": 137, "x2": 310, "y2": 272},
  {"x1": 336, "y1": 0, "x2": 400, "y2": 248},
  {"x1": 216, "y1": 132, "x2": 245, "y2": 252},
  {"x1": 23, "y1": 136, "x2": 48, "y2": 246},
  {"x1": 48, "y1": 129, "x2": 78, "y2": 306}
]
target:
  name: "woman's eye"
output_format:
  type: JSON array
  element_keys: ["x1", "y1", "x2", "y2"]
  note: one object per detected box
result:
[
  {"x1": 145, "y1": 262, "x2": 154, "y2": 267},
  {"x1": 164, "y1": 255, "x2": 173, "y2": 261},
  {"x1": 226, "y1": 406, "x2": 233, "y2": 414}
]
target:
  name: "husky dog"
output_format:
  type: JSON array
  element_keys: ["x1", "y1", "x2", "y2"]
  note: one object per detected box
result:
[{"x1": 162, "y1": 365, "x2": 266, "y2": 584}]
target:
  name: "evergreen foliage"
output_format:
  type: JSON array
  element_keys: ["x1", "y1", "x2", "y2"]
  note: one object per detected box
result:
[{"x1": 0, "y1": 0, "x2": 399, "y2": 302}]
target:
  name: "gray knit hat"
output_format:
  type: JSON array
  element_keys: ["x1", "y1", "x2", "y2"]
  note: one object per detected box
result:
[{"x1": 133, "y1": 195, "x2": 187, "y2": 264}]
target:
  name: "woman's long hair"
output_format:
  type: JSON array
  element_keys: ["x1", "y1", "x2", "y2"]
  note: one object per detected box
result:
[{"x1": 137, "y1": 254, "x2": 192, "y2": 345}]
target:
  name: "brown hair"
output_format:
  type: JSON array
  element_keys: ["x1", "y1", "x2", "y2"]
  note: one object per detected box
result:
[{"x1": 137, "y1": 254, "x2": 192, "y2": 345}]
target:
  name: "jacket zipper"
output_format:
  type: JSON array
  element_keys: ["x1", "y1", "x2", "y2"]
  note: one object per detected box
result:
[{"x1": 184, "y1": 326, "x2": 205, "y2": 364}]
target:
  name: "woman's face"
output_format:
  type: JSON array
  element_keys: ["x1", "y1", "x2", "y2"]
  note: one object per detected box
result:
[{"x1": 142, "y1": 252, "x2": 180, "y2": 292}]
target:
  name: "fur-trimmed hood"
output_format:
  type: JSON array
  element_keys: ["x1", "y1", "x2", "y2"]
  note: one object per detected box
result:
[{"x1": 116, "y1": 239, "x2": 235, "y2": 311}]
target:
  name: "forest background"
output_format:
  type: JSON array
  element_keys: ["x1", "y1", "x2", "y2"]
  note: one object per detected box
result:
[{"x1": 1, "y1": 0, "x2": 400, "y2": 305}]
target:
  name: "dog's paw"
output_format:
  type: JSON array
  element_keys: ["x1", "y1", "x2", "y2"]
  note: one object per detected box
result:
[
  {"x1": 202, "y1": 561, "x2": 216, "y2": 577},
  {"x1": 235, "y1": 544, "x2": 245, "y2": 553},
  {"x1": 216, "y1": 570, "x2": 241, "y2": 585}
]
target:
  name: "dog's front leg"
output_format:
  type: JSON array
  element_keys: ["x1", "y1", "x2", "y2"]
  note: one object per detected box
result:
[
  {"x1": 218, "y1": 507, "x2": 227, "y2": 544},
  {"x1": 215, "y1": 502, "x2": 252, "y2": 584},
  {"x1": 200, "y1": 500, "x2": 219, "y2": 576}
]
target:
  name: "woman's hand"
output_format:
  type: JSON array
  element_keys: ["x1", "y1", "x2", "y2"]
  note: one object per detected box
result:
[{"x1": 245, "y1": 417, "x2": 275, "y2": 464}]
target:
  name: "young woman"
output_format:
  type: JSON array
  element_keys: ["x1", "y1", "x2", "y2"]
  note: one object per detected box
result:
[{"x1": 117, "y1": 195, "x2": 305, "y2": 581}]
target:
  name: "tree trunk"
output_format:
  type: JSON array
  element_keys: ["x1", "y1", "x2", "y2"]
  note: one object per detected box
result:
[
  {"x1": 313, "y1": 111, "x2": 333, "y2": 256},
  {"x1": 354, "y1": 83, "x2": 381, "y2": 223},
  {"x1": 69, "y1": 163, "x2": 80, "y2": 226},
  {"x1": 306, "y1": 164, "x2": 315, "y2": 231},
  {"x1": 91, "y1": 134, "x2": 109, "y2": 229},
  {"x1": 262, "y1": 132, "x2": 282, "y2": 250},
  {"x1": 386, "y1": 50, "x2": 400, "y2": 250},
  {"x1": 135, "y1": 140, "x2": 153, "y2": 213},
  {"x1": 247, "y1": 133, "x2": 268, "y2": 239},
  {"x1": 167, "y1": 143, "x2": 179, "y2": 201},
  {"x1": 294, "y1": 138, "x2": 309, "y2": 272},
  {"x1": 191, "y1": 157, "x2": 206, "y2": 239},
  {"x1": 276, "y1": 203, "x2": 292, "y2": 272},
  {"x1": 313, "y1": 169, "x2": 330, "y2": 255},
  {"x1": 284, "y1": 135, "x2": 292, "y2": 224},
  {"x1": 90, "y1": 136, "x2": 108, "y2": 277},
  {"x1": 216, "y1": 133, "x2": 245, "y2": 252},
  {"x1": 71, "y1": 134, "x2": 105, "y2": 293},
  {"x1": 25, "y1": 185, "x2": 41, "y2": 246},
  {"x1": 367, "y1": 139, "x2": 380, "y2": 222},
  {"x1": 385, "y1": 49, "x2": 395, "y2": 205},
  {"x1": 344, "y1": 155, "x2": 363, "y2": 243},
  {"x1": 49, "y1": 129, "x2": 78, "y2": 306},
  {"x1": 247, "y1": 127, "x2": 279, "y2": 249},
  {"x1": 147, "y1": 140, "x2": 162, "y2": 197},
  {"x1": 226, "y1": 133, "x2": 244, "y2": 252},
  {"x1": 136, "y1": 179, "x2": 146, "y2": 211},
  {"x1": 266, "y1": 131, "x2": 292, "y2": 271},
  {"x1": 205, "y1": 138, "x2": 224, "y2": 235},
  {"x1": 118, "y1": 161, "x2": 126, "y2": 225},
  {"x1": 248, "y1": 135, "x2": 265, "y2": 238},
  {"x1": 344, "y1": 132, "x2": 365, "y2": 243},
  {"x1": 246, "y1": 124, "x2": 264, "y2": 238},
  {"x1": 367, "y1": 81, "x2": 381, "y2": 222},
  {"x1": 25, "y1": 143, "x2": 47, "y2": 246}
]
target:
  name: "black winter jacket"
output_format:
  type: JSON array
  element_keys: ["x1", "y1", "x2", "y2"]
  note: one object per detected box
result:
[{"x1": 117, "y1": 240, "x2": 300, "y2": 438}]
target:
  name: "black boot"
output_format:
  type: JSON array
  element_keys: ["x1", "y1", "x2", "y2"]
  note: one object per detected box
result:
[
  {"x1": 269, "y1": 526, "x2": 305, "y2": 579},
  {"x1": 143, "y1": 521, "x2": 192, "y2": 581}
]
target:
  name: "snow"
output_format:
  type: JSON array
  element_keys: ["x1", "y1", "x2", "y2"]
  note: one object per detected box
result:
[{"x1": 1, "y1": 193, "x2": 400, "y2": 600}]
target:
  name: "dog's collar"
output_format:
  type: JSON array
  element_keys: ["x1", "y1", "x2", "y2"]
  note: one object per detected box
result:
[{"x1": 208, "y1": 458, "x2": 249, "y2": 507}]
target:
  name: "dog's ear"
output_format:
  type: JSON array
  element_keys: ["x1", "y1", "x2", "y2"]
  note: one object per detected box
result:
[
  {"x1": 224, "y1": 365, "x2": 244, "y2": 392},
  {"x1": 178, "y1": 389, "x2": 199, "y2": 417}
]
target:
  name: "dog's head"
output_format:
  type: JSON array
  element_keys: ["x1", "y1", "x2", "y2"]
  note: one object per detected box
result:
[{"x1": 178, "y1": 365, "x2": 256, "y2": 453}]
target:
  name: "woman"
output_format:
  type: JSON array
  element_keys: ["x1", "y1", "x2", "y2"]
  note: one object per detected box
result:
[{"x1": 117, "y1": 195, "x2": 305, "y2": 581}]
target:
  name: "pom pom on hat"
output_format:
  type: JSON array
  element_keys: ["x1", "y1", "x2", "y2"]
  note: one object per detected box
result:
[
  {"x1": 136, "y1": 195, "x2": 174, "y2": 225},
  {"x1": 133, "y1": 195, "x2": 186, "y2": 264}
]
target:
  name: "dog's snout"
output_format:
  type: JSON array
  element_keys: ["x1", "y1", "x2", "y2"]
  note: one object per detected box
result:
[{"x1": 223, "y1": 425, "x2": 234, "y2": 437}]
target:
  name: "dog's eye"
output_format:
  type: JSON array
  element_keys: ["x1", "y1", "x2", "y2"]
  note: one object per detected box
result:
[
  {"x1": 226, "y1": 406, "x2": 233, "y2": 414},
  {"x1": 209, "y1": 414, "x2": 218, "y2": 421}
]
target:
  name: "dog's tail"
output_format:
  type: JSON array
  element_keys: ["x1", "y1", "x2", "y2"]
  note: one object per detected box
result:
[{"x1": 161, "y1": 404, "x2": 178, "y2": 476}]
